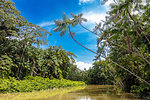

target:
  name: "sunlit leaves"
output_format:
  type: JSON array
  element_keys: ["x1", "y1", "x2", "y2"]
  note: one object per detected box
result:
[
  {"x1": 92, "y1": 0, "x2": 150, "y2": 97},
  {"x1": 0, "y1": 55, "x2": 17, "y2": 78},
  {"x1": 53, "y1": 12, "x2": 87, "y2": 36}
]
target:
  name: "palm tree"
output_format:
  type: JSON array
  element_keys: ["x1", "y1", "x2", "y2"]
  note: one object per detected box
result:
[
  {"x1": 53, "y1": 12, "x2": 97, "y2": 54},
  {"x1": 53, "y1": 12, "x2": 150, "y2": 86}
]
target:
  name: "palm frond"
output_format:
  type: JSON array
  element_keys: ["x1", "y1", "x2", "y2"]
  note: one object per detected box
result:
[
  {"x1": 53, "y1": 26, "x2": 63, "y2": 32},
  {"x1": 71, "y1": 13, "x2": 76, "y2": 18},
  {"x1": 54, "y1": 20, "x2": 63, "y2": 26},
  {"x1": 78, "y1": 13, "x2": 83, "y2": 17},
  {"x1": 81, "y1": 18, "x2": 87, "y2": 22},
  {"x1": 62, "y1": 12, "x2": 70, "y2": 21},
  {"x1": 60, "y1": 27, "x2": 68, "y2": 37},
  {"x1": 71, "y1": 19, "x2": 78, "y2": 27}
]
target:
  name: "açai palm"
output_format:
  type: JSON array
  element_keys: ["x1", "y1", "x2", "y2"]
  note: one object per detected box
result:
[{"x1": 53, "y1": 12, "x2": 97, "y2": 54}]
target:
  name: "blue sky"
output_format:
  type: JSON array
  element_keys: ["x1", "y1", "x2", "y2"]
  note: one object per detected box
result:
[{"x1": 12, "y1": 0, "x2": 113, "y2": 70}]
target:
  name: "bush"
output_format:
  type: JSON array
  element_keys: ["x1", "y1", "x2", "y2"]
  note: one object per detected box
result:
[
  {"x1": 0, "y1": 76, "x2": 86, "y2": 93},
  {"x1": 131, "y1": 84, "x2": 150, "y2": 99}
]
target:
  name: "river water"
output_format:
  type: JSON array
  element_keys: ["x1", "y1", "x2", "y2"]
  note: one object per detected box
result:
[{"x1": 47, "y1": 85, "x2": 142, "y2": 100}]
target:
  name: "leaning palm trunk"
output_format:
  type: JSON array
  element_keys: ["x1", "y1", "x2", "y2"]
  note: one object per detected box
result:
[
  {"x1": 68, "y1": 27, "x2": 97, "y2": 54},
  {"x1": 78, "y1": 23, "x2": 150, "y2": 86},
  {"x1": 53, "y1": 12, "x2": 150, "y2": 86}
]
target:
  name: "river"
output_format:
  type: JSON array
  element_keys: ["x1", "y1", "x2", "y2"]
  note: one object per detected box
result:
[{"x1": 46, "y1": 85, "x2": 142, "y2": 100}]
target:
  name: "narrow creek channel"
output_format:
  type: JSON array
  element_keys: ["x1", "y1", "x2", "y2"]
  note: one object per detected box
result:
[{"x1": 46, "y1": 85, "x2": 142, "y2": 100}]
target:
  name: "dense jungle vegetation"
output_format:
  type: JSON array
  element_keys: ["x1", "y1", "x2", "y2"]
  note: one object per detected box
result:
[
  {"x1": 0, "y1": 0, "x2": 150, "y2": 99},
  {"x1": 0, "y1": 0, "x2": 85, "y2": 93},
  {"x1": 53, "y1": 0, "x2": 150, "y2": 99}
]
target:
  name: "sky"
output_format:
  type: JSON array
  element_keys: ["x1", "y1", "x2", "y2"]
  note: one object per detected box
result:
[{"x1": 12, "y1": 0, "x2": 113, "y2": 70}]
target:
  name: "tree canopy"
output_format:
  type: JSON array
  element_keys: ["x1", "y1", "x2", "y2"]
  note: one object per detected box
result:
[
  {"x1": 0, "y1": 0, "x2": 76, "y2": 80},
  {"x1": 53, "y1": 0, "x2": 150, "y2": 98}
]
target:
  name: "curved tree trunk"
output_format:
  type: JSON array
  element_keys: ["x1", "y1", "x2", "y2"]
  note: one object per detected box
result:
[
  {"x1": 68, "y1": 27, "x2": 97, "y2": 54},
  {"x1": 68, "y1": 26, "x2": 150, "y2": 86}
]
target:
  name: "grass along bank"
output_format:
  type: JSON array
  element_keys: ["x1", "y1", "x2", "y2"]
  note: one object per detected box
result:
[
  {"x1": 0, "y1": 76, "x2": 86, "y2": 93},
  {"x1": 0, "y1": 86, "x2": 86, "y2": 100}
]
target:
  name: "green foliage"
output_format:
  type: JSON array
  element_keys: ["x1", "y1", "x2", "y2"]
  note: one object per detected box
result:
[
  {"x1": 131, "y1": 84, "x2": 150, "y2": 98},
  {"x1": 0, "y1": 55, "x2": 17, "y2": 78},
  {"x1": 52, "y1": 0, "x2": 150, "y2": 99},
  {"x1": 0, "y1": 0, "x2": 26, "y2": 39},
  {"x1": 87, "y1": 61, "x2": 113, "y2": 85},
  {"x1": 41, "y1": 46, "x2": 76, "y2": 79},
  {"x1": 0, "y1": 76, "x2": 86, "y2": 93},
  {"x1": 0, "y1": 0, "x2": 76, "y2": 81},
  {"x1": 67, "y1": 64, "x2": 90, "y2": 83},
  {"x1": 67, "y1": 65, "x2": 83, "y2": 81},
  {"x1": 0, "y1": 0, "x2": 84, "y2": 95},
  {"x1": 67, "y1": 62, "x2": 113, "y2": 85},
  {"x1": 53, "y1": 13, "x2": 87, "y2": 36},
  {"x1": 53, "y1": 12, "x2": 97, "y2": 54},
  {"x1": 94, "y1": 0, "x2": 150, "y2": 98}
]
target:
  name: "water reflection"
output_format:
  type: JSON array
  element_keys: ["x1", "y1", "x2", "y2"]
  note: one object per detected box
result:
[
  {"x1": 78, "y1": 97, "x2": 94, "y2": 100},
  {"x1": 46, "y1": 85, "x2": 142, "y2": 100}
]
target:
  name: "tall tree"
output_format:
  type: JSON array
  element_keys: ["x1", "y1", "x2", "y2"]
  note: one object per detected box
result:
[
  {"x1": 53, "y1": 0, "x2": 150, "y2": 98},
  {"x1": 53, "y1": 12, "x2": 97, "y2": 54},
  {"x1": 0, "y1": 0, "x2": 51, "y2": 79},
  {"x1": 95, "y1": 0, "x2": 150, "y2": 97}
]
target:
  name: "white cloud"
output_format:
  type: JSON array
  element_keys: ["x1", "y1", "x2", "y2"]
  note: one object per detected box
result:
[
  {"x1": 102, "y1": 0, "x2": 115, "y2": 11},
  {"x1": 76, "y1": 61, "x2": 93, "y2": 70},
  {"x1": 83, "y1": 11, "x2": 106, "y2": 24},
  {"x1": 104, "y1": 0, "x2": 114, "y2": 6},
  {"x1": 85, "y1": 44, "x2": 97, "y2": 50},
  {"x1": 38, "y1": 22, "x2": 54, "y2": 27},
  {"x1": 79, "y1": 0, "x2": 95, "y2": 5}
]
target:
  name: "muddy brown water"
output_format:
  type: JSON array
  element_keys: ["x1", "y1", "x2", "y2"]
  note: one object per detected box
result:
[{"x1": 45, "y1": 85, "x2": 142, "y2": 100}]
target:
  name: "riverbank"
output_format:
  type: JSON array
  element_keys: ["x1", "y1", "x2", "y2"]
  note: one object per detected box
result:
[
  {"x1": 48, "y1": 85, "x2": 142, "y2": 100},
  {"x1": 0, "y1": 86, "x2": 86, "y2": 100},
  {"x1": 0, "y1": 76, "x2": 86, "y2": 93},
  {"x1": 0, "y1": 85, "x2": 143, "y2": 100}
]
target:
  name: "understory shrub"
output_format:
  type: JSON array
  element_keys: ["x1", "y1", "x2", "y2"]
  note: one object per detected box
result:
[{"x1": 0, "y1": 76, "x2": 86, "y2": 93}]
